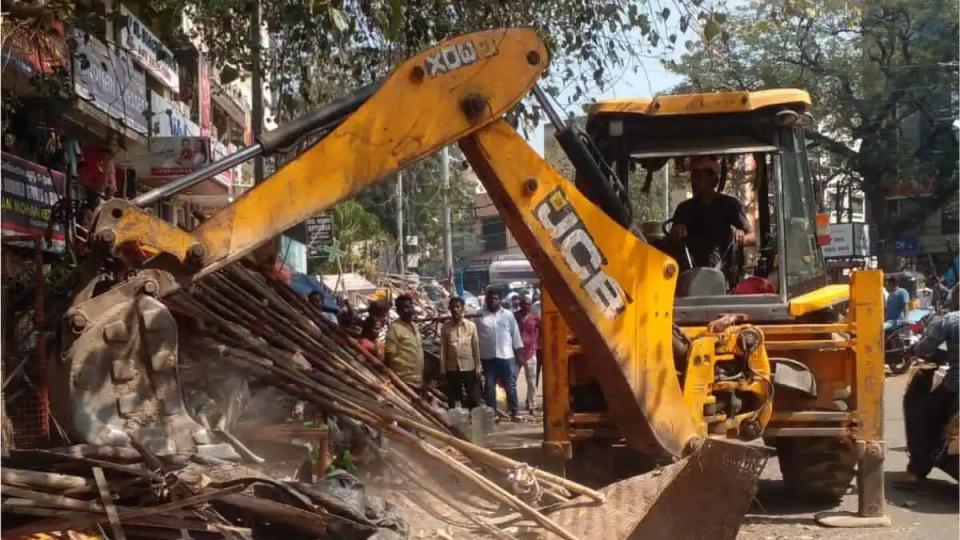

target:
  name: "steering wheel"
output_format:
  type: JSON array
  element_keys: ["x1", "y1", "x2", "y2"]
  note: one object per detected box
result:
[{"x1": 661, "y1": 218, "x2": 744, "y2": 280}]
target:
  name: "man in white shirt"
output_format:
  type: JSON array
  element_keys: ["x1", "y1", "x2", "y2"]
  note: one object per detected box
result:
[{"x1": 476, "y1": 289, "x2": 523, "y2": 420}]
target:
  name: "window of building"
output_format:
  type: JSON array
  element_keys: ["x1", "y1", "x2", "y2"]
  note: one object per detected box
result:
[{"x1": 481, "y1": 216, "x2": 507, "y2": 251}]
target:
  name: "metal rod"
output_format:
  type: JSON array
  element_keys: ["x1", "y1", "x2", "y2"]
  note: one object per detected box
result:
[
  {"x1": 132, "y1": 144, "x2": 263, "y2": 207},
  {"x1": 531, "y1": 85, "x2": 565, "y2": 131}
]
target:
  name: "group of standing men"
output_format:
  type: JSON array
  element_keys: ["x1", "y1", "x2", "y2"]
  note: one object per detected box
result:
[{"x1": 376, "y1": 289, "x2": 540, "y2": 422}]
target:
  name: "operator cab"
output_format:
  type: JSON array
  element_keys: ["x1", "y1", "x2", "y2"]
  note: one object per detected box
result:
[{"x1": 586, "y1": 89, "x2": 828, "y2": 324}]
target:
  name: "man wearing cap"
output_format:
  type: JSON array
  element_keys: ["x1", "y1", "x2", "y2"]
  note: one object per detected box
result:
[{"x1": 669, "y1": 156, "x2": 753, "y2": 273}]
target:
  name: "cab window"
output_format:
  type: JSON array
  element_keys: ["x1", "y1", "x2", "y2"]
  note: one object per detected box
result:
[{"x1": 779, "y1": 128, "x2": 827, "y2": 294}]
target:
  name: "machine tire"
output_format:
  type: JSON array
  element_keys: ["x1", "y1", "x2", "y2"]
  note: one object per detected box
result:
[{"x1": 775, "y1": 437, "x2": 858, "y2": 502}]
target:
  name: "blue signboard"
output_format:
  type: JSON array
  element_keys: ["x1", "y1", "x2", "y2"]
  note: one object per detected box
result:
[{"x1": 895, "y1": 236, "x2": 920, "y2": 256}]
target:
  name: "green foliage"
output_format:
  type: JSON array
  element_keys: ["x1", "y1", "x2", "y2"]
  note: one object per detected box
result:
[
  {"x1": 315, "y1": 199, "x2": 390, "y2": 274},
  {"x1": 167, "y1": 0, "x2": 715, "y2": 125},
  {"x1": 667, "y1": 0, "x2": 959, "y2": 251}
]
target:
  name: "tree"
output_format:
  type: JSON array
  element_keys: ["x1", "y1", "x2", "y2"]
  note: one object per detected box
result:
[
  {"x1": 315, "y1": 199, "x2": 390, "y2": 276},
  {"x1": 666, "y1": 0, "x2": 959, "y2": 267},
  {"x1": 169, "y1": 1, "x2": 717, "y2": 125},
  {"x1": 347, "y1": 150, "x2": 480, "y2": 276}
]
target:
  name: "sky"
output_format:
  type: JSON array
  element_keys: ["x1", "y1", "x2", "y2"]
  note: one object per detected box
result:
[
  {"x1": 530, "y1": 0, "x2": 747, "y2": 154},
  {"x1": 531, "y1": 49, "x2": 686, "y2": 154}
]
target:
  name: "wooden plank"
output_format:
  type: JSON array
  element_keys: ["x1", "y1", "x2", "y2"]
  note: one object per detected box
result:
[
  {"x1": 45, "y1": 444, "x2": 144, "y2": 462},
  {"x1": 2, "y1": 485, "x2": 104, "y2": 512},
  {"x1": 214, "y1": 493, "x2": 328, "y2": 536},
  {"x1": 93, "y1": 466, "x2": 127, "y2": 540},
  {"x1": 2, "y1": 468, "x2": 96, "y2": 493},
  {"x1": 11, "y1": 449, "x2": 154, "y2": 478},
  {"x1": 3, "y1": 484, "x2": 246, "y2": 536}
]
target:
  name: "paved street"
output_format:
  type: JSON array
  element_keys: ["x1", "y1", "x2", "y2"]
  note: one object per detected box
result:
[{"x1": 740, "y1": 373, "x2": 958, "y2": 539}]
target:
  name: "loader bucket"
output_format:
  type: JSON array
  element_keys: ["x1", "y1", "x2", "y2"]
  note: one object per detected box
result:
[{"x1": 545, "y1": 439, "x2": 766, "y2": 540}]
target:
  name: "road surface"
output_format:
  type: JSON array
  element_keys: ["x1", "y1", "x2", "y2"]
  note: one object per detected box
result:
[{"x1": 739, "y1": 373, "x2": 958, "y2": 539}]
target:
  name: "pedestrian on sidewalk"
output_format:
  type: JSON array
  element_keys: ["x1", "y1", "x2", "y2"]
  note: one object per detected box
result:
[
  {"x1": 440, "y1": 297, "x2": 481, "y2": 409},
  {"x1": 476, "y1": 289, "x2": 523, "y2": 420},
  {"x1": 384, "y1": 294, "x2": 425, "y2": 393},
  {"x1": 515, "y1": 294, "x2": 540, "y2": 412}
]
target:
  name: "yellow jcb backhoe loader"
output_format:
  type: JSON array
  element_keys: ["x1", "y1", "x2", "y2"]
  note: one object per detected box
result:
[
  {"x1": 48, "y1": 28, "x2": 884, "y2": 538},
  {"x1": 539, "y1": 90, "x2": 889, "y2": 527}
]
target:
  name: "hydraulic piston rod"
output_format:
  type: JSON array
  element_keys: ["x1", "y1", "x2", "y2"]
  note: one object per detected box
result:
[{"x1": 132, "y1": 81, "x2": 382, "y2": 207}]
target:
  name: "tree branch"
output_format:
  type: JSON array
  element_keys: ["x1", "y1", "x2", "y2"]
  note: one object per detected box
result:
[{"x1": 806, "y1": 130, "x2": 859, "y2": 161}]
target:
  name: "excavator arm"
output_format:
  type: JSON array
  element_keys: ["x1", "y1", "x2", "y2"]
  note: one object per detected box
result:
[
  {"x1": 91, "y1": 28, "x2": 547, "y2": 278},
  {"x1": 82, "y1": 27, "x2": 699, "y2": 458}
]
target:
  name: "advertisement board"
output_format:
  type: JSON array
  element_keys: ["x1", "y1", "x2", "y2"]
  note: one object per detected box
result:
[
  {"x1": 72, "y1": 30, "x2": 148, "y2": 135},
  {"x1": 1, "y1": 153, "x2": 65, "y2": 251},
  {"x1": 149, "y1": 90, "x2": 199, "y2": 137},
  {"x1": 822, "y1": 222, "x2": 870, "y2": 259},
  {"x1": 144, "y1": 137, "x2": 211, "y2": 177},
  {"x1": 118, "y1": 4, "x2": 180, "y2": 90}
]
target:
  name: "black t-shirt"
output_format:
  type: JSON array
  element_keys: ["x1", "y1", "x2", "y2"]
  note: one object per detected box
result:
[{"x1": 672, "y1": 193, "x2": 750, "y2": 268}]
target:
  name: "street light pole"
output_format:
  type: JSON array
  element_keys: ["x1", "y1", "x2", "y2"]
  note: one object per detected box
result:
[
  {"x1": 441, "y1": 147, "x2": 454, "y2": 289},
  {"x1": 250, "y1": 0, "x2": 264, "y2": 184},
  {"x1": 396, "y1": 171, "x2": 406, "y2": 274}
]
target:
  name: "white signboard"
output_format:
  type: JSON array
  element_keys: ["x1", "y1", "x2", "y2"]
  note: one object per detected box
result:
[
  {"x1": 149, "y1": 90, "x2": 199, "y2": 137},
  {"x1": 118, "y1": 4, "x2": 180, "y2": 90},
  {"x1": 822, "y1": 222, "x2": 870, "y2": 259},
  {"x1": 150, "y1": 136, "x2": 210, "y2": 177}
]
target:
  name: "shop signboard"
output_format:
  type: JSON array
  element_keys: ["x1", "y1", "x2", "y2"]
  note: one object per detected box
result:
[
  {"x1": 149, "y1": 90, "x2": 199, "y2": 137},
  {"x1": 895, "y1": 236, "x2": 920, "y2": 256},
  {"x1": 1, "y1": 152, "x2": 65, "y2": 251},
  {"x1": 72, "y1": 30, "x2": 148, "y2": 135},
  {"x1": 198, "y1": 54, "x2": 213, "y2": 136},
  {"x1": 144, "y1": 136, "x2": 211, "y2": 177},
  {"x1": 822, "y1": 222, "x2": 870, "y2": 259},
  {"x1": 305, "y1": 214, "x2": 335, "y2": 262},
  {"x1": 118, "y1": 4, "x2": 179, "y2": 90}
]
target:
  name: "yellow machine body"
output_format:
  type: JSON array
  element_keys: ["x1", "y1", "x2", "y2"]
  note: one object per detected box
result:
[{"x1": 539, "y1": 89, "x2": 886, "y2": 518}]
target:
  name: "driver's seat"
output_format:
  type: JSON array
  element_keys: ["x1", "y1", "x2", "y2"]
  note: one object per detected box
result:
[{"x1": 676, "y1": 267, "x2": 728, "y2": 297}]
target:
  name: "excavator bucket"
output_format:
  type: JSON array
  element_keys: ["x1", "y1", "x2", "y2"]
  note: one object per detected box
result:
[{"x1": 545, "y1": 439, "x2": 767, "y2": 540}]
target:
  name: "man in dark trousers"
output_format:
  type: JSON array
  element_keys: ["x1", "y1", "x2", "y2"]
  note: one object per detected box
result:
[
  {"x1": 440, "y1": 297, "x2": 481, "y2": 408},
  {"x1": 476, "y1": 289, "x2": 523, "y2": 421}
]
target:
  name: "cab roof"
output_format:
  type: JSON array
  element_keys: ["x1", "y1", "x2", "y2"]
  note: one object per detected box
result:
[{"x1": 588, "y1": 89, "x2": 811, "y2": 117}]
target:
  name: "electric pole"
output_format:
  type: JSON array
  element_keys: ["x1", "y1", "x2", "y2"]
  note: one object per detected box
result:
[
  {"x1": 250, "y1": 0, "x2": 264, "y2": 183},
  {"x1": 396, "y1": 171, "x2": 406, "y2": 274},
  {"x1": 441, "y1": 146, "x2": 454, "y2": 289}
]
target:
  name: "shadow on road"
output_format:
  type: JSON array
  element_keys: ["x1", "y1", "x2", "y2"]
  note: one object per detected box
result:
[
  {"x1": 884, "y1": 471, "x2": 959, "y2": 515},
  {"x1": 751, "y1": 479, "x2": 843, "y2": 515}
]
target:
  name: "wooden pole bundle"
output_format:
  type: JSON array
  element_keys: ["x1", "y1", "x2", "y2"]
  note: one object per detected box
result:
[{"x1": 166, "y1": 262, "x2": 604, "y2": 540}]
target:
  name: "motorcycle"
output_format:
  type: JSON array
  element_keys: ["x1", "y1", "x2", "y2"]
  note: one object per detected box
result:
[
  {"x1": 904, "y1": 361, "x2": 959, "y2": 480},
  {"x1": 885, "y1": 309, "x2": 935, "y2": 375}
]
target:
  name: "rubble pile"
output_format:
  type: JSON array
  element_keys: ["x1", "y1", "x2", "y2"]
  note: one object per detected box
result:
[
  {"x1": 1, "y1": 263, "x2": 600, "y2": 539},
  {"x1": 164, "y1": 263, "x2": 601, "y2": 539},
  {"x1": 1, "y1": 444, "x2": 358, "y2": 539}
]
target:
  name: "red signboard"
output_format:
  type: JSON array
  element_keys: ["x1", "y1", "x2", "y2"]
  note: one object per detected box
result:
[{"x1": 198, "y1": 54, "x2": 213, "y2": 137}]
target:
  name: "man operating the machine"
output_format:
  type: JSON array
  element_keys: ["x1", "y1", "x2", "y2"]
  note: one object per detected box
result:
[{"x1": 669, "y1": 156, "x2": 754, "y2": 285}]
